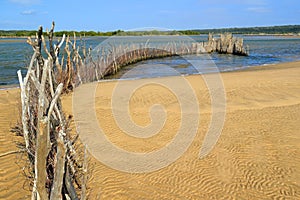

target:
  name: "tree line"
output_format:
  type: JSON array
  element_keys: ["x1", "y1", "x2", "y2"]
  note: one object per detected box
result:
[
  {"x1": 1, "y1": 25, "x2": 299, "y2": 37},
  {"x1": 182, "y1": 25, "x2": 300, "y2": 35}
]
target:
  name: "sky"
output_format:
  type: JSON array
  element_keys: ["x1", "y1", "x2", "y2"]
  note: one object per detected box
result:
[{"x1": 0, "y1": 0, "x2": 299, "y2": 31}]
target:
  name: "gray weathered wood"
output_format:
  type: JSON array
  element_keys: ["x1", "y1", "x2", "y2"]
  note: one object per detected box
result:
[
  {"x1": 50, "y1": 135, "x2": 66, "y2": 200},
  {"x1": 17, "y1": 70, "x2": 30, "y2": 151},
  {"x1": 18, "y1": 22, "x2": 86, "y2": 200},
  {"x1": 34, "y1": 117, "x2": 50, "y2": 200},
  {"x1": 80, "y1": 145, "x2": 88, "y2": 200}
]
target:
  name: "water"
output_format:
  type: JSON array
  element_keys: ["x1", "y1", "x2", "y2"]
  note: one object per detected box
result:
[
  {"x1": 0, "y1": 38, "x2": 31, "y2": 85},
  {"x1": 1, "y1": 35, "x2": 300, "y2": 85}
]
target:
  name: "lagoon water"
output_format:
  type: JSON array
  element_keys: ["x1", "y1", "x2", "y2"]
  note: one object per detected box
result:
[{"x1": 1, "y1": 35, "x2": 300, "y2": 85}]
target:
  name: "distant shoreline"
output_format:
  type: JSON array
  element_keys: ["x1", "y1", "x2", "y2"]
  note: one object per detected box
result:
[
  {"x1": 1, "y1": 24, "x2": 300, "y2": 37},
  {"x1": 1, "y1": 34, "x2": 300, "y2": 40}
]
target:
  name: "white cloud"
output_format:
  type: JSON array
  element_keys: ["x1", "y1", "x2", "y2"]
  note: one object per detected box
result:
[
  {"x1": 9, "y1": 0, "x2": 40, "y2": 5},
  {"x1": 247, "y1": 7, "x2": 271, "y2": 13},
  {"x1": 201, "y1": 0, "x2": 268, "y2": 6},
  {"x1": 243, "y1": 0, "x2": 267, "y2": 5},
  {"x1": 20, "y1": 10, "x2": 36, "y2": 15}
]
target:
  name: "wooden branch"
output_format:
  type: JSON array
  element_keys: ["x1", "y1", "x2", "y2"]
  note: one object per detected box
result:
[
  {"x1": 50, "y1": 135, "x2": 66, "y2": 200},
  {"x1": 29, "y1": 72, "x2": 45, "y2": 99},
  {"x1": 80, "y1": 145, "x2": 88, "y2": 200},
  {"x1": 47, "y1": 67, "x2": 60, "y2": 121},
  {"x1": 73, "y1": 32, "x2": 76, "y2": 50},
  {"x1": 19, "y1": 22, "x2": 86, "y2": 200},
  {"x1": 33, "y1": 117, "x2": 50, "y2": 200},
  {"x1": 40, "y1": 59, "x2": 49, "y2": 94},
  {"x1": 48, "y1": 21, "x2": 56, "y2": 62},
  {"x1": 70, "y1": 33, "x2": 83, "y2": 85},
  {"x1": 48, "y1": 62, "x2": 55, "y2": 97},
  {"x1": 47, "y1": 83, "x2": 63, "y2": 118},
  {"x1": 64, "y1": 35, "x2": 73, "y2": 91},
  {"x1": 27, "y1": 37, "x2": 36, "y2": 49},
  {"x1": 65, "y1": 194, "x2": 71, "y2": 200},
  {"x1": 36, "y1": 59, "x2": 40, "y2": 80},
  {"x1": 32, "y1": 58, "x2": 50, "y2": 200},
  {"x1": 37, "y1": 26, "x2": 43, "y2": 53},
  {"x1": 57, "y1": 34, "x2": 66, "y2": 49},
  {"x1": 42, "y1": 35, "x2": 53, "y2": 60},
  {"x1": 36, "y1": 55, "x2": 44, "y2": 77},
  {"x1": 53, "y1": 103, "x2": 63, "y2": 125},
  {"x1": 54, "y1": 34, "x2": 66, "y2": 76},
  {"x1": 17, "y1": 70, "x2": 30, "y2": 151},
  {"x1": 24, "y1": 51, "x2": 37, "y2": 86},
  {"x1": 64, "y1": 166, "x2": 79, "y2": 200}
]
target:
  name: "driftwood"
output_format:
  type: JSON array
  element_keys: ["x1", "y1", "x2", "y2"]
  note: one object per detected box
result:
[
  {"x1": 79, "y1": 42, "x2": 206, "y2": 83},
  {"x1": 15, "y1": 22, "x2": 88, "y2": 200},
  {"x1": 78, "y1": 33, "x2": 248, "y2": 83},
  {"x1": 205, "y1": 33, "x2": 249, "y2": 55}
]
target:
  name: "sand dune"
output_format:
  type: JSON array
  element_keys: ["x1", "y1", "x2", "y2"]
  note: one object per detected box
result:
[{"x1": 1, "y1": 61, "x2": 300, "y2": 199}]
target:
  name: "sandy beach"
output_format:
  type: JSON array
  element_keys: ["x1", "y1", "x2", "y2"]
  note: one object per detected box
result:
[{"x1": 1, "y1": 61, "x2": 300, "y2": 199}]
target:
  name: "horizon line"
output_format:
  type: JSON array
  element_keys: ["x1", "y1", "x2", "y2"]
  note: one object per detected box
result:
[{"x1": 1, "y1": 24, "x2": 300, "y2": 32}]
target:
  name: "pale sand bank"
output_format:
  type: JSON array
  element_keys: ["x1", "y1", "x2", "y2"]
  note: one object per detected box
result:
[
  {"x1": 1, "y1": 61, "x2": 300, "y2": 199},
  {"x1": 0, "y1": 88, "x2": 31, "y2": 200}
]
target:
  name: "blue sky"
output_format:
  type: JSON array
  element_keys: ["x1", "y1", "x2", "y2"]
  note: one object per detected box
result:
[{"x1": 0, "y1": 0, "x2": 299, "y2": 31}]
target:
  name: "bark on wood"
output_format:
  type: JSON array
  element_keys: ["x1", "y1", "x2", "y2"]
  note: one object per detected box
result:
[
  {"x1": 17, "y1": 22, "x2": 86, "y2": 200},
  {"x1": 50, "y1": 135, "x2": 66, "y2": 200},
  {"x1": 65, "y1": 166, "x2": 79, "y2": 200},
  {"x1": 48, "y1": 21, "x2": 56, "y2": 63},
  {"x1": 80, "y1": 145, "x2": 88, "y2": 200},
  {"x1": 33, "y1": 117, "x2": 50, "y2": 200},
  {"x1": 17, "y1": 70, "x2": 30, "y2": 151}
]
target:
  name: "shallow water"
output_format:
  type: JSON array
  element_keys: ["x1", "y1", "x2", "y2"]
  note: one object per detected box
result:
[{"x1": 1, "y1": 35, "x2": 300, "y2": 85}]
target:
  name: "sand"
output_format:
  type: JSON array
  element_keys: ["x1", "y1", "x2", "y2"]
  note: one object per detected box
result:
[
  {"x1": 0, "y1": 88, "x2": 31, "y2": 199},
  {"x1": 1, "y1": 61, "x2": 300, "y2": 199}
]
